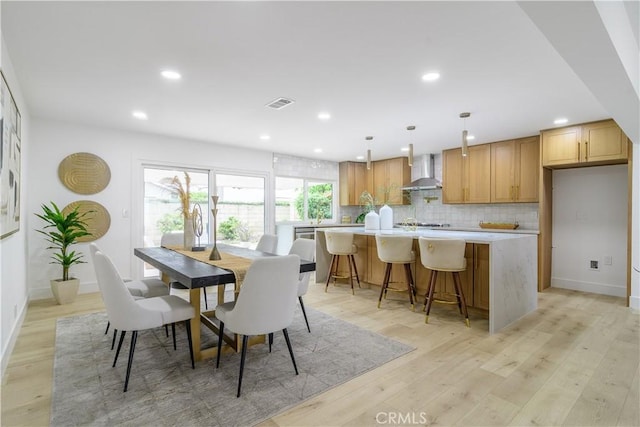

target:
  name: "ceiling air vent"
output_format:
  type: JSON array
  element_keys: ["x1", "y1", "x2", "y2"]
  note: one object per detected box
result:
[{"x1": 265, "y1": 97, "x2": 295, "y2": 110}]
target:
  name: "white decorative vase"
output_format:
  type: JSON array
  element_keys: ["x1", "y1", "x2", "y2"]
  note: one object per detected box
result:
[
  {"x1": 183, "y1": 216, "x2": 195, "y2": 250},
  {"x1": 379, "y1": 204, "x2": 393, "y2": 230},
  {"x1": 50, "y1": 278, "x2": 80, "y2": 305},
  {"x1": 364, "y1": 211, "x2": 380, "y2": 231}
]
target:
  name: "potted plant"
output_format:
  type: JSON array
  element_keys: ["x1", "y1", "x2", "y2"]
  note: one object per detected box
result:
[{"x1": 35, "y1": 202, "x2": 92, "y2": 304}]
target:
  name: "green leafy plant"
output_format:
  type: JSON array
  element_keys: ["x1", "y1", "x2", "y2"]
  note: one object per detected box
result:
[
  {"x1": 157, "y1": 212, "x2": 184, "y2": 234},
  {"x1": 294, "y1": 183, "x2": 333, "y2": 220},
  {"x1": 35, "y1": 202, "x2": 92, "y2": 281},
  {"x1": 219, "y1": 216, "x2": 242, "y2": 240}
]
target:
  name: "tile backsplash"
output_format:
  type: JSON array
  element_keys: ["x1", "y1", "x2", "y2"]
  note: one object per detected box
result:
[{"x1": 340, "y1": 189, "x2": 539, "y2": 230}]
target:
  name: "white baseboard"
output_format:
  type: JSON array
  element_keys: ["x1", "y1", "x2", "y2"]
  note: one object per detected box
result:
[
  {"x1": 30, "y1": 282, "x2": 100, "y2": 300},
  {"x1": 629, "y1": 295, "x2": 640, "y2": 311},
  {"x1": 551, "y1": 277, "x2": 626, "y2": 297},
  {"x1": 1, "y1": 298, "x2": 28, "y2": 381}
]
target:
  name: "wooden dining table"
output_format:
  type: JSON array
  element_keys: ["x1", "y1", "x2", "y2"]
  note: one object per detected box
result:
[{"x1": 134, "y1": 244, "x2": 316, "y2": 361}]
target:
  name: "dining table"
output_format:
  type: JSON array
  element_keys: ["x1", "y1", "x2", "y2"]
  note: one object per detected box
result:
[{"x1": 134, "y1": 243, "x2": 316, "y2": 361}]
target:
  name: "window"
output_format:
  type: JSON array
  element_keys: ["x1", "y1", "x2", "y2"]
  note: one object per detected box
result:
[{"x1": 275, "y1": 177, "x2": 334, "y2": 222}]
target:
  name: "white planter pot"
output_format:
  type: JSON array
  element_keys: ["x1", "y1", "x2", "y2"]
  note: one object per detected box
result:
[{"x1": 51, "y1": 278, "x2": 80, "y2": 305}]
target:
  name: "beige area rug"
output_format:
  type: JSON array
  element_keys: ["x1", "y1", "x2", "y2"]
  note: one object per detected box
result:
[{"x1": 51, "y1": 306, "x2": 414, "y2": 426}]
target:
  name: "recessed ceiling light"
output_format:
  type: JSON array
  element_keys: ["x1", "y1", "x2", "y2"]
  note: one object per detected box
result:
[
  {"x1": 554, "y1": 118, "x2": 568, "y2": 125},
  {"x1": 356, "y1": 155, "x2": 365, "y2": 160},
  {"x1": 422, "y1": 72, "x2": 440, "y2": 81},
  {"x1": 401, "y1": 147, "x2": 410, "y2": 152},
  {"x1": 161, "y1": 70, "x2": 182, "y2": 80},
  {"x1": 467, "y1": 135, "x2": 475, "y2": 140},
  {"x1": 259, "y1": 134, "x2": 271, "y2": 140},
  {"x1": 313, "y1": 148, "x2": 322, "y2": 153},
  {"x1": 318, "y1": 112, "x2": 331, "y2": 120},
  {"x1": 132, "y1": 110, "x2": 148, "y2": 120}
]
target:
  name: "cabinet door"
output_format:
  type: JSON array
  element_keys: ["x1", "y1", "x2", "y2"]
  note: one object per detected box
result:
[
  {"x1": 339, "y1": 162, "x2": 353, "y2": 206},
  {"x1": 466, "y1": 144, "x2": 491, "y2": 203},
  {"x1": 515, "y1": 136, "x2": 540, "y2": 202},
  {"x1": 473, "y1": 244, "x2": 490, "y2": 310},
  {"x1": 542, "y1": 126, "x2": 580, "y2": 166},
  {"x1": 386, "y1": 157, "x2": 410, "y2": 205},
  {"x1": 339, "y1": 161, "x2": 369, "y2": 206},
  {"x1": 353, "y1": 162, "x2": 369, "y2": 204},
  {"x1": 372, "y1": 160, "x2": 388, "y2": 205},
  {"x1": 443, "y1": 148, "x2": 465, "y2": 203},
  {"x1": 490, "y1": 140, "x2": 516, "y2": 203},
  {"x1": 582, "y1": 120, "x2": 628, "y2": 163}
]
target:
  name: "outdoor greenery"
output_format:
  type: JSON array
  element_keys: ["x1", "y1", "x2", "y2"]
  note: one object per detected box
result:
[
  {"x1": 295, "y1": 183, "x2": 332, "y2": 220},
  {"x1": 157, "y1": 212, "x2": 184, "y2": 234},
  {"x1": 218, "y1": 216, "x2": 253, "y2": 242},
  {"x1": 35, "y1": 202, "x2": 92, "y2": 281}
]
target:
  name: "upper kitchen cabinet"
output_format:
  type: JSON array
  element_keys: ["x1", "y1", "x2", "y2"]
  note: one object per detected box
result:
[
  {"x1": 491, "y1": 136, "x2": 540, "y2": 203},
  {"x1": 372, "y1": 157, "x2": 411, "y2": 205},
  {"x1": 339, "y1": 161, "x2": 369, "y2": 206},
  {"x1": 542, "y1": 119, "x2": 629, "y2": 168},
  {"x1": 443, "y1": 144, "x2": 491, "y2": 204}
]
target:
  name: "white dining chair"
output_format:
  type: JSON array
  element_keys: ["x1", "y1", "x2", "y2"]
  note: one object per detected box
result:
[
  {"x1": 93, "y1": 250, "x2": 196, "y2": 392},
  {"x1": 288, "y1": 238, "x2": 316, "y2": 333},
  {"x1": 160, "y1": 232, "x2": 209, "y2": 310},
  {"x1": 255, "y1": 233, "x2": 278, "y2": 254},
  {"x1": 89, "y1": 243, "x2": 170, "y2": 345},
  {"x1": 215, "y1": 254, "x2": 300, "y2": 397}
]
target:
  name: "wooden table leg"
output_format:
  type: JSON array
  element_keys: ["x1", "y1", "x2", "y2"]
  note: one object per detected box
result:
[{"x1": 189, "y1": 288, "x2": 202, "y2": 361}]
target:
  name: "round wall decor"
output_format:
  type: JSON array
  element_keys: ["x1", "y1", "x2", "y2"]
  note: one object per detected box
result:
[
  {"x1": 62, "y1": 200, "x2": 111, "y2": 242},
  {"x1": 58, "y1": 152, "x2": 111, "y2": 195}
]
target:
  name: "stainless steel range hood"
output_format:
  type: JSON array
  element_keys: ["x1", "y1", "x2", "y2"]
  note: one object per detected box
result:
[{"x1": 401, "y1": 154, "x2": 442, "y2": 191}]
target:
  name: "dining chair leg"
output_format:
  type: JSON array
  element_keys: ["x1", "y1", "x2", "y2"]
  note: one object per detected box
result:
[
  {"x1": 347, "y1": 254, "x2": 355, "y2": 295},
  {"x1": 424, "y1": 270, "x2": 438, "y2": 324},
  {"x1": 123, "y1": 330, "x2": 138, "y2": 392},
  {"x1": 165, "y1": 324, "x2": 169, "y2": 338},
  {"x1": 325, "y1": 255, "x2": 337, "y2": 292},
  {"x1": 111, "y1": 329, "x2": 117, "y2": 350},
  {"x1": 350, "y1": 255, "x2": 361, "y2": 288},
  {"x1": 216, "y1": 321, "x2": 224, "y2": 369},
  {"x1": 203, "y1": 288, "x2": 208, "y2": 310},
  {"x1": 299, "y1": 296, "x2": 311, "y2": 333},
  {"x1": 172, "y1": 323, "x2": 177, "y2": 350},
  {"x1": 113, "y1": 330, "x2": 126, "y2": 367},
  {"x1": 105, "y1": 321, "x2": 110, "y2": 335},
  {"x1": 282, "y1": 328, "x2": 298, "y2": 375},
  {"x1": 452, "y1": 272, "x2": 470, "y2": 327},
  {"x1": 237, "y1": 335, "x2": 249, "y2": 398},
  {"x1": 404, "y1": 263, "x2": 415, "y2": 311},
  {"x1": 378, "y1": 263, "x2": 392, "y2": 308},
  {"x1": 268, "y1": 333, "x2": 274, "y2": 352},
  {"x1": 185, "y1": 320, "x2": 195, "y2": 369}
]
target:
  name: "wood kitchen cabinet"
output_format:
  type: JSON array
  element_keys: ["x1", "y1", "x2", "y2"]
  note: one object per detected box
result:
[
  {"x1": 443, "y1": 144, "x2": 491, "y2": 204},
  {"x1": 542, "y1": 119, "x2": 629, "y2": 168},
  {"x1": 491, "y1": 136, "x2": 540, "y2": 203},
  {"x1": 339, "y1": 161, "x2": 369, "y2": 206},
  {"x1": 372, "y1": 157, "x2": 410, "y2": 205}
]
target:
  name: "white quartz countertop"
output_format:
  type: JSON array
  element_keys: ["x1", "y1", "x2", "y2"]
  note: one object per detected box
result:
[{"x1": 316, "y1": 226, "x2": 535, "y2": 244}]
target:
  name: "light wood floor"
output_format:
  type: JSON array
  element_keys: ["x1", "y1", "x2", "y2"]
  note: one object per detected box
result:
[{"x1": 2, "y1": 281, "x2": 638, "y2": 426}]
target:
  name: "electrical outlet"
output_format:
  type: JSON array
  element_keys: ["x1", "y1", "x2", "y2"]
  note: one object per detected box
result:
[
  {"x1": 604, "y1": 256, "x2": 612, "y2": 265},
  {"x1": 590, "y1": 260, "x2": 599, "y2": 270}
]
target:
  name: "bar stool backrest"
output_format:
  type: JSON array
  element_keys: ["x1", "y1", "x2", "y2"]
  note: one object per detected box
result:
[
  {"x1": 325, "y1": 231, "x2": 355, "y2": 255},
  {"x1": 418, "y1": 238, "x2": 466, "y2": 271},
  {"x1": 375, "y1": 235, "x2": 414, "y2": 263}
]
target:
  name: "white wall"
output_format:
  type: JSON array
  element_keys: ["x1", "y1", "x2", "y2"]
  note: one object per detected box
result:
[
  {"x1": 551, "y1": 164, "x2": 628, "y2": 296},
  {"x1": 27, "y1": 118, "x2": 274, "y2": 300},
  {"x1": 0, "y1": 39, "x2": 30, "y2": 378},
  {"x1": 631, "y1": 145, "x2": 639, "y2": 309}
]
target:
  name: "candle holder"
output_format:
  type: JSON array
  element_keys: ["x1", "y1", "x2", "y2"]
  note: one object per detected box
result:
[
  {"x1": 191, "y1": 204, "x2": 206, "y2": 251},
  {"x1": 209, "y1": 195, "x2": 221, "y2": 260}
]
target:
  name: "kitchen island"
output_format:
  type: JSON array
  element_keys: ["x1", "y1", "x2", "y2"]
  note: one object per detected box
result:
[{"x1": 316, "y1": 227, "x2": 537, "y2": 334}]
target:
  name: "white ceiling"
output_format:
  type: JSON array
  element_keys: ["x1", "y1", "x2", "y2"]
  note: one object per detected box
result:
[{"x1": 1, "y1": 1, "x2": 631, "y2": 162}]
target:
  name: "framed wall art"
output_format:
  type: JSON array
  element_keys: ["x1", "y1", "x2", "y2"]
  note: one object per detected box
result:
[{"x1": 1, "y1": 70, "x2": 21, "y2": 239}]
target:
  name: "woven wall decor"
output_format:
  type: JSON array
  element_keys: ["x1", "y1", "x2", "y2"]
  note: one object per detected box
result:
[
  {"x1": 58, "y1": 152, "x2": 111, "y2": 195},
  {"x1": 62, "y1": 200, "x2": 111, "y2": 242}
]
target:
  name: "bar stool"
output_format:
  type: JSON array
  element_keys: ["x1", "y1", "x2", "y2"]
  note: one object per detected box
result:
[
  {"x1": 375, "y1": 234, "x2": 417, "y2": 310},
  {"x1": 418, "y1": 237, "x2": 470, "y2": 327},
  {"x1": 324, "y1": 231, "x2": 360, "y2": 295}
]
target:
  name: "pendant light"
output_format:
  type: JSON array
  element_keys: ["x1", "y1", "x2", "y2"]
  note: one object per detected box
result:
[
  {"x1": 460, "y1": 112, "x2": 470, "y2": 157},
  {"x1": 406, "y1": 125, "x2": 415, "y2": 167},
  {"x1": 365, "y1": 136, "x2": 373, "y2": 170}
]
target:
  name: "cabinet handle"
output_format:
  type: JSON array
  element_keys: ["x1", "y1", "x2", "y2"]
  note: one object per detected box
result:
[
  {"x1": 474, "y1": 246, "x2": 478, "y2": 270},
  {"x1": 516, "y1": 185, "x2": 520, "y2": 200},
  {"x1": 585, "y1": 141, "x2": 588, "y2": 161},
  {"x1": 578, "y1": 141, "x2": 581, "y2": 161},
  {"x1": 510, "y1": 186, "x2": 514, "y2": 200}
]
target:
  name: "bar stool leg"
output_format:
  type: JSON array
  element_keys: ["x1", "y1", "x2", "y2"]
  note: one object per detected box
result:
[
  {"x1": 346, "y1": 254, "x2": 355, "y2": 295},
  {"x1": 403, "y1": 263, "x2": 415, "y2": 311},
  {"x1": 325, "y1": 255, "x2": 337, "y2": 292},
  {"x1": 452, "y1": 272, "x2": 470, "y2": 327},
  {"x1": 424, "y1": 270, "x2": 438, "y2": 323},
  {"x1": 377, "y1": 263, "x2": 392, "y2": 308},
  {"x1": 350, "y1": 255, "x2": 361, "y2": 288}
]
